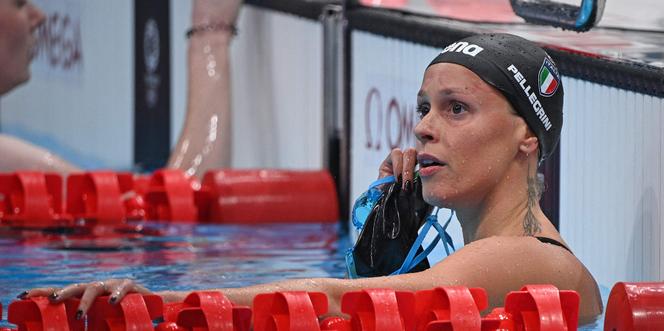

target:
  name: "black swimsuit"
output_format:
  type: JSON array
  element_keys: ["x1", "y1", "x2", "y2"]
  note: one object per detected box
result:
[{"x1": 535, "y1": 236, "x2": 572, "y2": 254}]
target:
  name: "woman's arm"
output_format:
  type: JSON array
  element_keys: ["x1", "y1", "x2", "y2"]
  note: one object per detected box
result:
[
  {"x1": 144, "y1": 236, "x2": 601, "y2": 323},
  {"x1": 23, "y1": 232, "x2": 601, "y2": 323},
  {"x1": 167, "y1": 0, "x2": 242, "y2": 177},
  {"x1": 0, "y1": 133, "x2": 80, "y2": 174}
]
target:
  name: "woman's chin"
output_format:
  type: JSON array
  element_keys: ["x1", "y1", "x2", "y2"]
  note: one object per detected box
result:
[{"x1": 423, "y1": 190, "x2": 456, "y2": 209}]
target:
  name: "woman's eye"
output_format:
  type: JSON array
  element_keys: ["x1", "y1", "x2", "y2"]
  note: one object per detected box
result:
[
  {"x1": 416, "y1": 104, "x2": 430, "y2": 119},
  {"x1": 451, "y1": 102, "x2": 467, "y2": 115}
]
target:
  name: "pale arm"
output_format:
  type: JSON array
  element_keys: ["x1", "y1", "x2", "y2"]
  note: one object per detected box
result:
[
  {"x1": 157, "y1": 236, "x2": 602, "y2": 323},
  {"x1": 0, "y1": 133, "x2": 80, "y2": 174},
  {"x1": 167, "y1": 0, "x2": 242, "y2": 178}
]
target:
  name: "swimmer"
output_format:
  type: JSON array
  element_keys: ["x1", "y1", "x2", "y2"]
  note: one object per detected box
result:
[
  {"x1": 22, "y1": 33, "x2": 603, "y2": 323},
  {"x1": 0, "y1": 0, "x2": 241, "y2": 176},
  {"x1": 0, "y1": 0, "x2": 80, "y2": 174}
]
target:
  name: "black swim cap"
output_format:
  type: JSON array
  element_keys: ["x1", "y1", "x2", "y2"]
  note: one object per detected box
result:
[{"x1": 428, "y1": 33, "x2": 563, "y2": 162}]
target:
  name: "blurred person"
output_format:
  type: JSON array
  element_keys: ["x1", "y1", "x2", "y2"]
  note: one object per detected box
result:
[
  {"x1": 0, "y1": 0, "x2": 240, "y2": 177},
  {"x1": 24, "y1": 34, "x2": 603, "y2": 324},
  {"x1": 0, "y1": 0, "x2": 79, "y2": 173}
]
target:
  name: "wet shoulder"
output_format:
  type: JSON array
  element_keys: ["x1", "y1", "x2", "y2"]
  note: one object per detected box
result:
[
  {"x1": 430, "y1": 235, "x2": 602, "y2": 322},
  {"x1": 441, "y1": 235, "x2": 580, "y2": 278}
]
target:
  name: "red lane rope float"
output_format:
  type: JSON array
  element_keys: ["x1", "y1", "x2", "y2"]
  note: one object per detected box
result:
[
  {"x1": 144, "y1": 169, "x2": 199, "y2": 222},
  {"x1": 201, "y1": 169, "x2": 339, "y2": 224},
  {"x1": 159, "y1": 291, "x2": 251, "y2": 331},
  {"x1": 0, "y1": 172, "x2": 68, "y2": 228},
  {"x1": 85, "y1": 294, "x2": 162, "y2": 331},
  {"x1": 253, "y1": 291, "x2": 328, "y2": 331},
  {"x1": 8, "y1": 296, "x2": 82, "y2": 331},
  {"x1": 504, "y1": 284, "x2": 579, "y2": 331},
  {"x1": 414, "y1": 286, "x2": 499, "y2": 331},
  {"x1": 3, "y1": 285, "x2": 587, "y2": 331},
  {"x1": 66, "y1": 172, "x2": 134, "y2": 225},
  {"x1": 604, "y1": 282, "x2": 664, "y2": 331},
  {"x1": 335, "y1": 288, "x2": 416, "y2": 331}
]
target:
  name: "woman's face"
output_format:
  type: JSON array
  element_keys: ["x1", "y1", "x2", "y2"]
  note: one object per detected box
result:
[
  {"x1": 415, "y1": 63, "x2": 528, "y2": 209},
  {"x1": 0, "y1": 0, "x2": 45, "y2": 94}
]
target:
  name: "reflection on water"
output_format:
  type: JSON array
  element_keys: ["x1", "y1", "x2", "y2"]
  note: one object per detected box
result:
[{"x1": 0, "y1": 222, "x2": 349, "y2": 325}]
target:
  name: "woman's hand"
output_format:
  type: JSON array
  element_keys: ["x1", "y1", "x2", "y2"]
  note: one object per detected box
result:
[
  {"x1": 19, "y1": 279, "x2": 152, "y2": 319},
  {"x1": 378, "y1": 148, "x2": 418, "y2": 192}
]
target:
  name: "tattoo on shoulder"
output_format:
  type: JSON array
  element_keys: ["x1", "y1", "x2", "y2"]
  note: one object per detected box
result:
[{"x1": 523, "y1": 174, "x2": 542, "y2": 235}]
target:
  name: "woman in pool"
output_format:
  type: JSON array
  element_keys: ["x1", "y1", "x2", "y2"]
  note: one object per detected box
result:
[
  {"x1": 23, "y1": 33, "x2": 603, "y2": 323},
  {"x1": 0, "y1": 0, "x2": 239, "y2": 177}
]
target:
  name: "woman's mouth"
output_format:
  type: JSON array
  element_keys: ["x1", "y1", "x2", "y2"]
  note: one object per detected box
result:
[{"x1": 417, "y1": 153, "x2": 446, "y2": 177}]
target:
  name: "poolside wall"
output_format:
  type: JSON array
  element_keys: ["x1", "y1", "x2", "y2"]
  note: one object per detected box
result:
[{"x1": 349, "y1": 30, "x2": 664, "y2": 286}]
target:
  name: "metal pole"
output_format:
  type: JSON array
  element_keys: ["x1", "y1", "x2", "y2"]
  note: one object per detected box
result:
[{"x1": 321, "y1": 5, "x2": 349, "y2": 225}]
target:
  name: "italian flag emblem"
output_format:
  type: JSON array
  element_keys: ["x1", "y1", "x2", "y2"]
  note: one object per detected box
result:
[{"x1": 538, "y1": 58, "x2": 560, "y2": 97}]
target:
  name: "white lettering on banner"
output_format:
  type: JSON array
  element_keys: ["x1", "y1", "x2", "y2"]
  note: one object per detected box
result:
[
  {"x1": 31, "y1": 0, "x2": 83, "y2": 82},
  {"x1": 364, "y1": 87, "x2": 419, "y2": 152},
  {"x1": 441, "y1": 41, "x2": 484, "y2": 57},
  {"x1": 507, "y1": 64, "x2": 552, "y2": 131}
]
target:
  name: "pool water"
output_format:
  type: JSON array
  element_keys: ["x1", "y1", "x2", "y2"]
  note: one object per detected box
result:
[
  {"x1": 0, "y1": 222, "x2": 348, "y2": 326},
  {"x1": 0, "y1": 222, "x2": 608, "y2": 329}
]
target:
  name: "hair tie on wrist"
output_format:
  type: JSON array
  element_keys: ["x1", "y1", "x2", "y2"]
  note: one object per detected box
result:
[{"x1": 186, "y1": 22, "x2": 238, "y2": 39}]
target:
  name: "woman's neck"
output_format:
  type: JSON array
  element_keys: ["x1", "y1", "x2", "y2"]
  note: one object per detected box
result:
[{"x1": 456, "y1": 162, "x2": 548, "y2": 243}]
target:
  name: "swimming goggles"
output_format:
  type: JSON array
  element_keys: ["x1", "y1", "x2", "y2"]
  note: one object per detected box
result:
[{"x1": 346, "y1": 174, "x2": 456, "y2": 279}]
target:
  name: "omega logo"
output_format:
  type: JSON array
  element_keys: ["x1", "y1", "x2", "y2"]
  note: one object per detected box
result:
[
  {"x1": 364, "y1": 87, "x2": 418, "y2": 151},
  {"x1": 33, "y1": 12, "x2": 82, "y2": 70},
  {"x1": 143, "y1": 18, "x2": 161, "y2": 109}
]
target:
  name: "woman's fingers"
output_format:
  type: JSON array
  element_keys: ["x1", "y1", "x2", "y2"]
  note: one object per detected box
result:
[
  {"x1": 389, "y1": 149, "x2": 404, "y2": 180},
  {"x1": 19, "y1": 279, "x2": 153, "y2": 320},
  {"x1": 76, "y1": 281, "x2": 110, "y2": 317},
  {"x1": 109, "y1": 279, "x2": 137, "y2": 304},
  {"x1": 378, "y1": 148, "x2": 403, "y2": 179},
  {"x1": 50, "y1": 283, "x2": 88, "y2": 302},
  {"x1": 378, "y1": 148, "x2": 397, "y2": 179},
  {"x1": 20, "y1": 287, "x2": 58, "y2": 299},
  {"x1": 378, "y1": 148, "x2": 418, "y2": 192},
  {"x1": 402, "y1": 148, "x2": 417, "y2": 192}
]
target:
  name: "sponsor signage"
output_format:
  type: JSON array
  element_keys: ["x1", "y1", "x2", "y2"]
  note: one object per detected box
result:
[
  {"x1": 134, "y1": 0, "x2": 170, "y2": 171},
  {"x1": 31, "y1": 0, "x2": 83, "y2": 83}
]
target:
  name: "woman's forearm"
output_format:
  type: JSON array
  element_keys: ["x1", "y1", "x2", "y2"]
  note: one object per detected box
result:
[
  {"x1": 155, "y1": 272, "x2": 445, "y2": 316},
  {"x1": 155, "y1": 278, "x2": 346, "y2": 314},
  {"x1": 0, "y1": 134, "x2": 81, "y2": 174},
  {"x1": 167, "y1": 33, "x2": 233, "y2": 178}
]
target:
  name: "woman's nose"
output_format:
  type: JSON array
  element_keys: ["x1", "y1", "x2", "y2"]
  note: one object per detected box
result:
[{"x1": 414, "y1": 115, "x2": 436, "y2": 144}]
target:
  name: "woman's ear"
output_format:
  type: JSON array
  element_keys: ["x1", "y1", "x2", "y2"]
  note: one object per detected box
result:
[{"x1": 519, "y1": 136, "x2": 539, "y2": 154}]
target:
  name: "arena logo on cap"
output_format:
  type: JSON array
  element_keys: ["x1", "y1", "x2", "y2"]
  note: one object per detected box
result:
[
  {"x1": 440, "y1": 41, "x2": 484, "y2": 57},
  {"x1": 538, "y1": 58, "x2": 560, "y2": 97}
]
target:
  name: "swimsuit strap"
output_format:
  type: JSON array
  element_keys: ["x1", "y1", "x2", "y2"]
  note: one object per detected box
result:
[{"x1": 535, "y1": 236, "x2": 572, "y2": 254}]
